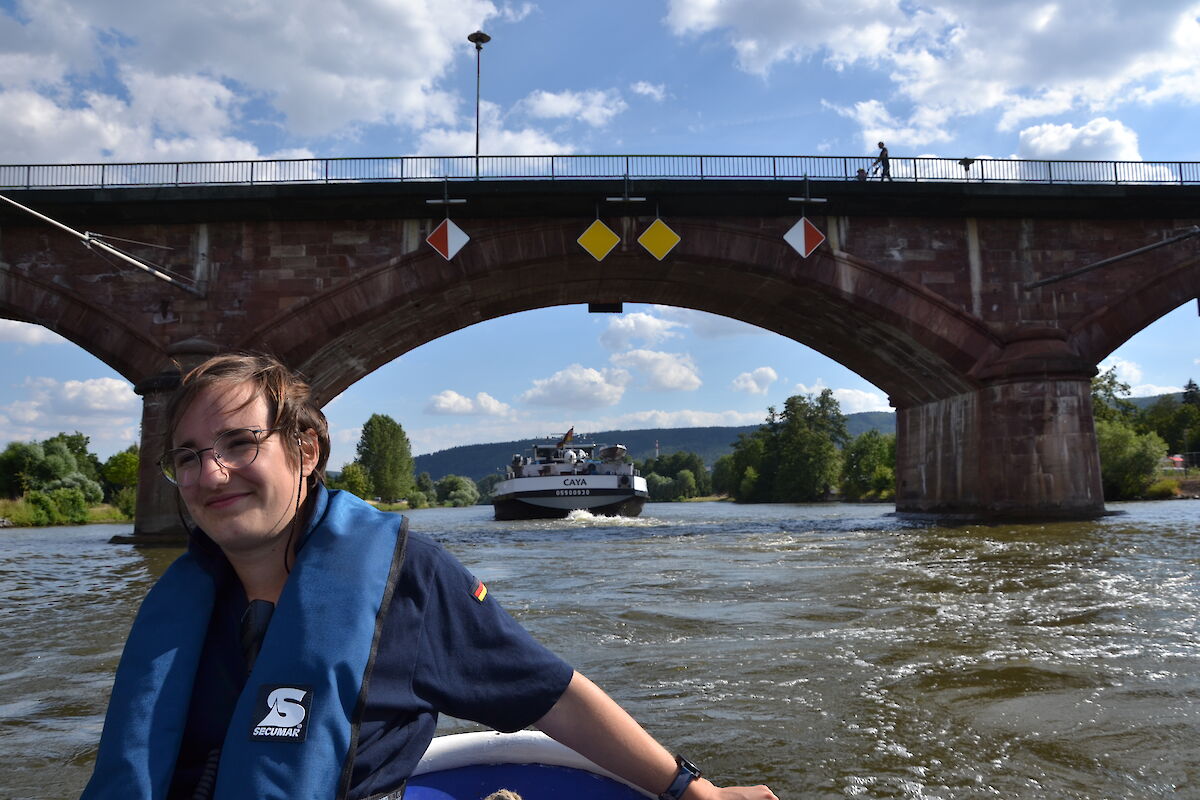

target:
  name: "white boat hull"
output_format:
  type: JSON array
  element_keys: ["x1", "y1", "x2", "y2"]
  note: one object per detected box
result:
[{"x1": 492, "y1": 474, "x2": 648, "y2": 520}]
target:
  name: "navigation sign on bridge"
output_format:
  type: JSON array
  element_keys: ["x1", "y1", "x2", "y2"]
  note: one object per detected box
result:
[
  {"x1": 426, "y1": 218, "x2": 470, "y2": 260},
  {"x1": 784, "y1": 217, "x2": 825, "y2": 258}
]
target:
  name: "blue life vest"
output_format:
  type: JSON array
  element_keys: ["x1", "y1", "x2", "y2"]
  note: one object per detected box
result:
[{"x1": 82, "y1": 490, "x2": 409, "y2": 800}]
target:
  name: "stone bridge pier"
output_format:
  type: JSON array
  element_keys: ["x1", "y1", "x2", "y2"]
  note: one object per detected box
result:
[{"x1": 897, "y1": 366, "x2": 1102, "y2": 519}]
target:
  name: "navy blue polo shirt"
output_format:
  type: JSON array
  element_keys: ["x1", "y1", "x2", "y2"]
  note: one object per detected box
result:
[{"x1": 167, "y1": 487, "x2": 574, "y2": 800}]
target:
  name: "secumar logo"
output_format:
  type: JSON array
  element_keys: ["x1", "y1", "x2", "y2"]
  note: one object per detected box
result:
[{"x1": 250, "y1": 685, "x2": 312, "y2": 742}]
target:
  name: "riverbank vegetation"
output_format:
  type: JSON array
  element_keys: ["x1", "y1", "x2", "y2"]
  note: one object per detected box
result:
[
  {"x1": 0, "y1": 433, "x2": 138, "y2": 527},
  {"x1": 1093, "y1": 370, "x2": 1200, "y2": 500},
  {"x1": 4, "y1": 371, "x2": 1196, "y2": 527}
]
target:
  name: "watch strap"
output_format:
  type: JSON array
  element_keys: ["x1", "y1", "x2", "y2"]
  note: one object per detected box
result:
[{"x1": 658, "y1": 756, "x2": 701, "y2": 800}]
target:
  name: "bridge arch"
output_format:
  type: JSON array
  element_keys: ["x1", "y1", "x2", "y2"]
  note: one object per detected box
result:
[
  {"x1": 1068, "y1": 253, "x2": 1200, "y2": 367},
  {"x1": 0, "y1": 263, "x2": 163, "y2": 383},
  {"x1": 242, "y1": 219, "x2": 1004, "y2": 409}
]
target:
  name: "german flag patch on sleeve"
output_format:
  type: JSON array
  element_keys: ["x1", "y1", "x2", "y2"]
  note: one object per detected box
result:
[{"x1": 471, "y1": 579, "x2": 488, "y2": 602}]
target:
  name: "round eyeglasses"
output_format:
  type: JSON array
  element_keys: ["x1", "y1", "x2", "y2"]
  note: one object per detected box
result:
[{"x1": 159, "y1": 427, "x2": 280, "y2": 487}]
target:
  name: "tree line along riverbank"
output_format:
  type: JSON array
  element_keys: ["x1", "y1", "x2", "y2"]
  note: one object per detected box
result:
[{"x1": 3, "y1": 373, "x2": 1197, "y2": 528}]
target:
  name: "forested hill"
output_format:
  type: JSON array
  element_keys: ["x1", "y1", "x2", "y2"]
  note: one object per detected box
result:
[{"x1": 413, "y1": 411, "x2": 896, "y2": 482}]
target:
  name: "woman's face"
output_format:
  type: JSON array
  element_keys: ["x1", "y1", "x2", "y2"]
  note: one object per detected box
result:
[{"x1": 172, "y1": 380, "x2": 316, "y2": 557}]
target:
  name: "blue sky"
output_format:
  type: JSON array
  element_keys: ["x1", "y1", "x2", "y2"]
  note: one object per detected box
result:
[{"x1": 1, "y1": 0, "x2": 1198, "y2": 469}]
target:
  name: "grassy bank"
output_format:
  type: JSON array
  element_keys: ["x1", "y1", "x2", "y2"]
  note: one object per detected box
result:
[{"x1": 0, "y1": 497, "x2": 131, "y2": 528}]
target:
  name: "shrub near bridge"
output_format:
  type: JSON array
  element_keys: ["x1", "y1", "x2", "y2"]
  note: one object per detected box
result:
[{"x1": 1, "y1": 487, "x2": 90, "y2": 526}]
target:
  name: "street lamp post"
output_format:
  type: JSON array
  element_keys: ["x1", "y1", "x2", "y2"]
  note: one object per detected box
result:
[{"x1": 468, "y1": 30, "x2": 490, "y2": 176}]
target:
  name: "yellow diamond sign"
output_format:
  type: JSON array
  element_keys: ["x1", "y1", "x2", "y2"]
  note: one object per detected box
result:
[
  {"x1": 578, "y1": 219, "x2": 620, "y2": 261},
  {"x1": 637, "y1": 219, "x2": 680, "y2": 261}
]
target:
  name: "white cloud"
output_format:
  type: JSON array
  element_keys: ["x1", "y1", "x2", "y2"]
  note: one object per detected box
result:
[
  {"x1": 1016, "y1": 117, "x2": 1141, "y2": 160},
  {"x1": 794, "y1": 379, "x2": 891, "y2": 414},
  {"x1": 731, "y1": 366, "x2": 777, "y2": 394},
  {"x1": 519, "y1": 88, "x2": 628, "y2": 127},
  {"x1": 0, "y1": 376, "x2": 139, "y2": 458},
  {"x1": 0, "y1": 0, "x2": 500, "y2": 160},
  {"x1": 651, "y1": 306, "x2": 767, "y2": 338},
  {"x1": 630, "y1": 81, "x2": 666, "y2": 102},
  {"x1": 496, "y1": 2, "x2": 536, "y2": 23},
  {"x1": 666, "y1": 1, "x2": 1200, "y2": 150},
  {"x1": 416, "y1": 100, "x2": 574, "y2": 156},
  {"x1": 1099, "y1": 356, "x2": 1144, "y2": 386},
  {"x1": 0, "y1": 320, "x2": 67, "y2": 345},
  {"x1": 610, "y1": 350, "x2": 702, "y2": 391},
  {"x1": 519, "y1": 364, "x2": 631, "y2": 408},
  {"x1": 1130, "y1": 383, "x2": 1183, "y2": 397},
  {"x1": 426, "y1": 390, "x2": 475, "y2": 414},
  {"x1": 599, "y1": 312, "x2": 683, "y2": 350},
  {"x1": 425, "y1": 389, "x2": 511, "y2": 416},
  {"x1": 606, "y1": 408, "x2": 765, "y2": 428}
]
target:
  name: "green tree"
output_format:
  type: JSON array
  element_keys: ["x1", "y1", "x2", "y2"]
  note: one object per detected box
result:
[
  {"x1": 727, "y1": 390, "x2": 848, "y2": 503},
  {"x1": 43, "y1": 432, "x2": 102, "y2": 484},
  {"x1": 435, "y1": 474, "x2": 479, "y2": 507},
  {"x1": 1095, "y1": 419, "x2": 1167, "y2": 500},
  {"x1": 841, "y1": 430, "x2": 896, "y2": 500},
  {"x1": 49, "y1": 487, "x2": 90, "y2": 524},
  {"x1": 710, "y1": 454, "x2": 736, "y2": 497},
  {"x1": 103, "y1": 448, "x2": 141, "y2": 490},
  {"x1": 729, "y1": 429, "x2": 767, "y2": 502},
  {"x1": 475, "y1": 473, "x2": 504, "y2": 504},
  {"x1": 674, "y1": 468, "x2": 698, "y2": 499},
  {"x1": 1182, "y1": 378, "x2": 1200, "y2": 409},
  {"x1": 737, "y1": 465, "x2": 759, "y2": 501},
  {"x1": 113, "y1": 486, "x2": 138, "y2": 519},
  {"x1": 771, "y1": 391, "x2": 847, "y2": 502},
  {"x1": 639, "y1": 451, "x2": 711, "y2": 496},
  {"x1": 1091, "y1": 367, "x2": 1137, "y2": 424},
  {"x1": 356, "y1": 414, "x2": 415, "y2": 503},
  {"x1": 645, "y1": 472, "x2": 675, "y2": 501},
  {"x1": 1137, "y1": 397, "x2": 1200, "y2": 454},
  {"x1": 333, "y1": 462, "x2": 372, "y2": 499},
  {"x1": 0, "y1": 441, "x2": 45, "y2": 498},
  {"x1": 46, "y1": 472, "x2": 103, "y2": 505}
]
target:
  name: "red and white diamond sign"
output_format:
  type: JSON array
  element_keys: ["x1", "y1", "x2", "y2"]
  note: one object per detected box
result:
[
  {"x1": 427, "y1": 218, "x2": 469, "y2": 260},
  {"x1": 784, "y1": 217, "x2": 825, "y2": 258}
]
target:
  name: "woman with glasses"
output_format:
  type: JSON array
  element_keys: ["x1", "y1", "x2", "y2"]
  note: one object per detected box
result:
[{"x1": 81, "y1": 353, "x2": 777, "y2": 800}]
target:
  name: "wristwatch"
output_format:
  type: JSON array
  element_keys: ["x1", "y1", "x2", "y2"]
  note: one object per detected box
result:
[{"x1": 658, "y1": 755, "x2": 702, "y2": 800}]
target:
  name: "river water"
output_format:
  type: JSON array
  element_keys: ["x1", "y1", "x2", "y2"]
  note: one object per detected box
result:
[{"x1": 2, "y1": 500, "x2": 1198, "y2": 799}]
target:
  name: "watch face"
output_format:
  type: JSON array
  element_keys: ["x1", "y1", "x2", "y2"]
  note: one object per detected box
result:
[{"x1": 679, "y1": 756, "x2": 701, "y2": 778}]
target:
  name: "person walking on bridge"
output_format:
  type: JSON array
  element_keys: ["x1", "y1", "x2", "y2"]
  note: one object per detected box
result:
[
  {"x1": 80, "y1": 352, "x2": 778, "y2": 800},
  {"x1": 872, "y1": 141, "x2": 892, "y2": 181}
]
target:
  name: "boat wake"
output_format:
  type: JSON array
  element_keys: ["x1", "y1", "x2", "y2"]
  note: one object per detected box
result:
[{"x1": 564, "y1": 509, "x2": 656, "y2": 527}]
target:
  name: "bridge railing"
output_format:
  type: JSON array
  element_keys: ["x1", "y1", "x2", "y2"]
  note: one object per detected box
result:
[{"x1": 2, "y1": 154, "x2": 1199, "y2": 189}]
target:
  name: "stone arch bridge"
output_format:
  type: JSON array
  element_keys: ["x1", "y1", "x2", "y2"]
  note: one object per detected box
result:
[{"x1": 1, "y1": 174, "x2": 1197, "y2": 534}]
